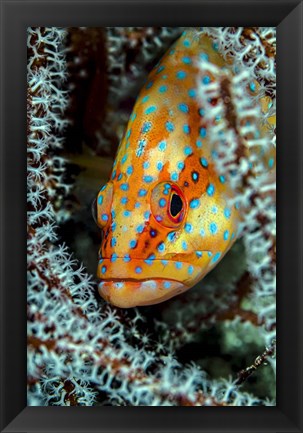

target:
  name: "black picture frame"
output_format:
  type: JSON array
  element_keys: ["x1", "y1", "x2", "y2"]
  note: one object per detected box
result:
[{"x1": 1, "y1": 0, "x2": 302, "y2": 432}]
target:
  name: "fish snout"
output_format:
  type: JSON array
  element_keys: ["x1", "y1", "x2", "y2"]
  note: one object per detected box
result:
[{"x1": 97, "y1": 254, "x2": 212, "y2": 307}]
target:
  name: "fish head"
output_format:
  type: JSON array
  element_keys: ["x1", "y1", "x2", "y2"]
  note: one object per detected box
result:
[{"x1": 95, "y1": 146, "x2": 238, "y2": 308}]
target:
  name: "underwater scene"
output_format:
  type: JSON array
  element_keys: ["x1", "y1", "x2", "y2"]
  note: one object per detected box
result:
[{"x1": 27, "y1": 27, "x2": 276, "y2": 406}]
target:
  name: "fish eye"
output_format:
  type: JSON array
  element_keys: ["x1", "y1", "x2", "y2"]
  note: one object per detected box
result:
[
  {"x1": 170, "y1": 193, "x2": 183, "y2": 218},
  {"x1": 151, "y1": 182, "x2": 186, "y2": 228}
]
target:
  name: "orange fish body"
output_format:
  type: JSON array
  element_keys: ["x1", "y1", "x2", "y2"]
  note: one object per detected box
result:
[{"x1": 96, "y1": 29, "x2": 239, "y2": 307}]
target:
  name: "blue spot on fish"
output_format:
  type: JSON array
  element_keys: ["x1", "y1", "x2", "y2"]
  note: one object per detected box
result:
[
  {"x1": 188, "y1": 89, "x2": 196, "y2": 98},
  {"x1": 185, "y1": 223, "x2": 193, "y2": 233},
  {"x1": 183, "y1": 125, "x2": 191, "y2": 135},
  {"x1": 137, "y1": 139, "x2": 147, "y2": 156},
  {"x1": 158, "y1": 242, "x2": 165, "y2": 252},
  {"x1": 167, "y1": 231, "x2": 176, "y2": 242},
  {"x1": 171, "y1": 172, "x2": 179, "y2": 181},
  {"x1": 178, "y1": 103, "x2": 189, "y2": 113},
  {"x1": 192, "y1": 172, "x2": 199, "y2": 182},
  {"x1": 159, "y1": 198, "x2": 166, "y2": 208},
  {"x1": 200, "y1": 157, "x2": 208, "y2": 168},
  {"x1": 129, "y1": 240, "x2": 137, "y2": 249},
  {"x1": 200, "y1": 53, "x2": 209, "y2": 61},
  {"x1": 190, "y1": 198, "x2": 200, "y2": 209},
  {"x1": 120, "y1": 183, "x2": 129, "y2": 191},
  {"x1": 182, "y1": 56, "x2": 192, "y2": 64},
  {"x1": 207, "y1": 184, "x2": 215, "y2": 196},
  {"x1": 126, "y1": 165, "x2": 133, "y2": 175},
  {"x1": 137, "y1": 224, "x2": 144, "y2": 233},
  {"x1": 176, "y1": 71, "x2": 187, "y2": 79},
  {"x1": 143, "y1": 175, "x2": 153, "y2": 183},
  {"x1": 224, "y1": 208, "x2": 231, "y2": 219},
  {"x1": 158, "y1": 140, "x2": 167, "y2": 152},
  {"x1": 202, "y1": 75, "x2": 211, "y2": 84},
  {"x1": 141, "y1": 121, "x2": 152, "y2": 133},
  {"x1": 212, "y1": 252, "x2": 221, "y2": 263},
  {"x1": 166, "y1": 121, "x2": 175, "y2": 132},
  {"x1": 184, "y1": 146, "x2": 193, "y2": 155},
  {"x1": 200, "y1": 127, "x2": 207, "y2": 138},
  {"x1": 138, "y1": 189, "x2": 147, "y2": 197},
  {"x1": 145, "y1": 254, "x2": 155, "y2": 265},
  {"x1": 145, "y1": 105, "x2": 157, "y2": 115},
  {"x1": 157, "y1": 161, "x2": 163, "y2": 171},
  {"x1": 209, "y1": 222, "x2": 218, "y2": 235},
  {"x1": 159, "y1": 85, "x2": 168, "y2": 93},
  {"x1": 188, "y1": 265, "x2": 194, "y2": 275},
  {"x1": 111, "y1": 253, "x2": 118, "y2": 263}
]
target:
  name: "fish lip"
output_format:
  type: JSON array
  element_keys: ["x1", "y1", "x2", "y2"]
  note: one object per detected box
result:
[
  {"x1": 98, "y1": 252, "x2": 212, "y2": 263},
  {"x1": 97, "y1": 276, "x2": 191, "y2": 287},
  {"x1": 97, "y1": 252, "x2": 213, "y2": 284}
]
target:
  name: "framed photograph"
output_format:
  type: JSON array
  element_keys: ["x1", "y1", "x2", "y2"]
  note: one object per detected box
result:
[{"x1": 1, "y1": 0, "x2": 302, "y2": 432}]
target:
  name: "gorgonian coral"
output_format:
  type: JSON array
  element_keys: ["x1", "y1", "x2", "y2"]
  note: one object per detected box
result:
[{"x1": 27, "y1": 27, "x2": 276, "y2": 406}]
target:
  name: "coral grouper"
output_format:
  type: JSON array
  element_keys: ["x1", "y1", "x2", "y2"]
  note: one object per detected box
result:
[{"x1": 95, "y1": 29, "x2": 240, "y2": 307}]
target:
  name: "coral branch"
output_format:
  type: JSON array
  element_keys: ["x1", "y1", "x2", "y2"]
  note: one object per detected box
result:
[{"x1": 235, "y1": 340, "x2": 276, "y2": 385}]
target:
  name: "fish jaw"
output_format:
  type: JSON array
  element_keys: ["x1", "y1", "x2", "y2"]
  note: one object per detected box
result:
[
  {"x1": 97, "y1": 255, "x2": 213, "y2": 308},
  {"x1": 98, "y1": 279, "x2": 188, "y2": 308}
]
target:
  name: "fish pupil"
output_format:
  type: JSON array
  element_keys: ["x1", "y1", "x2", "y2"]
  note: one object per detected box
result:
[{"x1": 170, "y1": 193, "x2": 183, "y2": 217}]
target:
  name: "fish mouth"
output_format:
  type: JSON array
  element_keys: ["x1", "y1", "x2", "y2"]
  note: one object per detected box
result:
[{"x1": 97, "y1": 254, "x2": 212, "y2": 308}]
